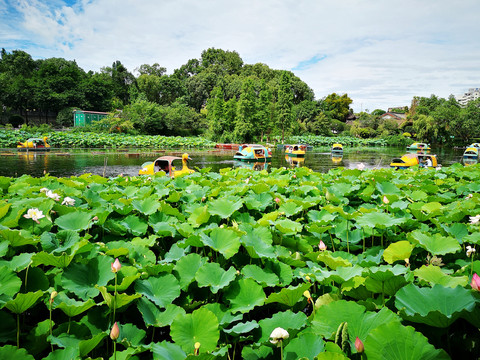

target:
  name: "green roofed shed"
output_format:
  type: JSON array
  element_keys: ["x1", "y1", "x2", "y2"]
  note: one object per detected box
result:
[{"x1": 73, "y1": 110, "x2": 109, "y2": 127}]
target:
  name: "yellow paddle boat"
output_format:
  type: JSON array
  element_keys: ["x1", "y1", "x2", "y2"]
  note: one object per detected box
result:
[
  {"x1": 285, "y1": 155, "x2": 305, "y2": 167},
  {"x1": 17, "y1": 137, "x2": 50, "y2": 151},
  {"x1": 285, "y1": 144, "x2": 306, "y2": 157},
  {"x1": 331, "y1": 143, "x2": 343, "y2": 154},
  {"x1": 463, "y1": 146, "x2": 479, "y2": 158},
  {"x1": 390, "y1": 153, "x2": 438, "y2": 169},
  {"x1": 138, "y1": 153, "x2": 194, "y2": 177}
]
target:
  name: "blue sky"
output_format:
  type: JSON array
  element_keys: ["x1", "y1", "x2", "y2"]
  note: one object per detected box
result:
[{"x1": 1, "y1": 0, "x2": 480, "y2": 112}]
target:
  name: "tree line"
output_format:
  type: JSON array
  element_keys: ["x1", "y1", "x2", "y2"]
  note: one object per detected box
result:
[{"x1": 1, "y1": 47, "x2": 479, "y2": 144}]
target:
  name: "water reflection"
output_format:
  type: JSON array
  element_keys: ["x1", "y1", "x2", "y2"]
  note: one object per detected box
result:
[
  {"x1": 0, "y1": 146, "x2": 468, "y2": 178},
  {"x1": 463, "y1": 157, "x2": 478, "y2": 166},
  {"x1": 233, "y1": 161, "x2": 269, "y2": 171}
]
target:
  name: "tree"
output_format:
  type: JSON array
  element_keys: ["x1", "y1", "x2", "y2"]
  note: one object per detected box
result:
[
  {"x1": 136, "y1": 63, "x2": 167, "y2": 77},
  {"x1": 321, "y1": 93, "x2": 353, "y2": 122},
  {"x1": 233, "y1": 77, "x2": 257, "y2": 143},
  {"x1": 206, "y1": 86, "x2": 226, "y2": 140},
  {"x1": 101, "y1": 61, "x2": 136, "y2": 106},
  {"x1": 276, "y1": 71, "x2": 294, "y2": 143}
]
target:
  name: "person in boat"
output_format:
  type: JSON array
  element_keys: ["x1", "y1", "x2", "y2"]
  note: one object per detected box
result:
[{"x1": 425, "y1": 157, "x2": 433, "y2": 167}]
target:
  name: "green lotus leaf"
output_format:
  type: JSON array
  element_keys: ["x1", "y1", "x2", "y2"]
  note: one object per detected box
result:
[
  {"x1": 152, "y1": 340, "x2": 187, "y2": 360},
  {"x1": 97, "y1": 286, "x2": 141, "y2": 311},
  {"x1": 195, "y1": 263, "x2": 237, "y2": 294},
  {"x1": 225, "y1": 278, "x2": 265, "y2": 314},
  {"x1": 355, "y1": 211, "x2": 405, "y2": 229},
  {"x1": 53, "y1": 292, "x2": 96, "y2": 318},
  {"x1": 241, "y1": 264, "x2": 279, "y2": 287},
  {"x1": 120, "y1": 214, "x2": 148, "y2": 236},
  {"x1": 137, "y1": 298, "x2": 186, "y2": 327},
  {"x1": 410, "y1": 190, "x2": 428, "y2": 201},
  {"x1": 265, "y1": 282, "x2": 311, "y2": 307},
  {"x1": 244, "y1": 192, "x2": 272, "y2": 211},
  {"x1": 308, "y1": 209, "x2": 337, "y2": 224},
  {"x1": 187, "y1": 205, "x2": 210, "y2": 228},
  {"x1": 284, "y1": 331, "x2": 325, "y2": 360},
  {"x1": 40, "y1": 230, "x2": 80, "y2": 254},
  {"x1": 200, "y1": 227, "x2": 240, "y2": 259},
  {"x1": 461, "y1": 232, "x2": 480, "y2": 246},
  {"x1": 223, "y1": 320, "x2": 259, "y2": 335},
  {"x1": 170, "y1": 307, "x2": 219, "y2": 354},
  {"x1": 5, "y1": 290, "x2": 43, "y2": 314},
  {"x1": 323, "y1": 265, "x2": 364, "y2": 284},
  {"x1": 203, "y1": 303, "x2": 243, "y2": 327},
  {"x1": 364, "y1": 321, "x2": 450, "y2": 360},
  {"x1": 395, "y1": 284, "x2": 477, "y2": 327},
  {"x1": 383, "y1": 241, "x2": 415, "y2": 264},
  {"x1": 0, "y1": 311, "x2": 16, "y2": 342},
  {"x1": 105, "y1": 266, "x2": 141, "y2": 292},
  {"x1": 135, "y1": 273, "x2": 181, "y2": 308},
  {"x1": 131, "y1": 197, "x2": 160, "y2": 215},
  {"x1": 257, "y1": 211, "x2": 279, "y2": 226},
  {"x1": 408, "y1": 230, "x2": 461, "y2": 255},
  {"x1": 60, "y1": 256, "x2": 115, "y2": 300},
  {"x1": 0, "y1": 266, "x2": 22, "y2": 300},
  {"x1": 117, "y1": 322, "x2": 146, "y2": 347},
  {"x1": 278, "y1": 201, "x2": 303, "y2": 217},
  {"x1": 41, "y1": 347, "x2": 80, "y2": 360},
  {"x1": 421, "y1": 202, "x2": 443, "y2": 215},
  {"x1": 240, "y1": 225, "x2": 276, "y2": 259},
  {"x1": 414, "y1": 265, "x2": 468, "y2": 288},
  {"x1": 376, "y1": 181, "x2": 401, "y2": 195},
  {"x1": 208, "y1": 197, "x2": 243, "y2": 219},
  {"x1": 275, "y1": 218, "x2": 302, "y2": 235},
  {"x1": 241, "y1": 345, "x2": 273, "y2": 360},
  {"x1": 265, "y1": 260, "x2": 293, "y2": 286},
  {"x1": 365, "y1": 276, "x2": 408, "y2": 296},
  {"x1": 0, "y1": 229, "x2": 38, "y2": 247},
  {"x1": 316, "y1": 352, "x2": 350, "y2": 360},
  {"x1": 50, "y1": 332, "x2": 106, "y2": 358},
  {"x1": 442, "y1": 222, "x2": 468, "y2": 243},
  {"x1": 368, "y1": 265, "x2": 407, "y2": 282},
  {"x1": 55, "y1": 211, "x2": 92, "y2": 231},
  {"x1": 0, "y1": 345, "x2": 35, "y2": 360},
  {"x1": 174, "y1": 253, "x2": 207, "y2": 290},
  {"x1": 103, "y1": 218, "x2": 128, "y2": 235},
  {"x1": 32, "y1": 251, "x2": 74, "y2": 268},
  {"x1": 257, "y1": 310, "x2": 308, "y2": 342},
  {"x1": 150, "y1": 221, "x2": 177, "y2": 237},
  {"x1": 315, "y1": 251, "x2": 352, "y2": 270}
]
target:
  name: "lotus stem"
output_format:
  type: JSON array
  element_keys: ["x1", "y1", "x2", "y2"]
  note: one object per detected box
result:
[
  {"x1": 346, "y1": 220, "x2": 350, "y2": 254},
  {"x1": 113, "y1": 272, "x2": 117, "y2": 323},
  {"x1": 113, "y1": 340, "x2": 117, "y2": 360},
  {"x1": 49, "y1": 302, "x2": 53, "y2": 351},
  {"x1": 280, "y1": 339, "x2": 283, "y2": 360},
  {"x1": 16, "y1": 314, "x2": 20, "y2": 348},
  {"x1": 329, "y1": 232, "x2": 336, "y2": 252}
]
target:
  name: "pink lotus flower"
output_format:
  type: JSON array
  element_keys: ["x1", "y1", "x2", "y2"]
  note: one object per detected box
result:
[
  {"x1": 110, "y1": 322, "x2": 119, "y2": 340},
  {"x1": 318, "y1": 240, "x2": 327, "y2": 251},
  {"x1": 355, "y1": 337, "x2": 364, "y2": 353},
  {"x1": 471, "y1": 273, "x2": 480, "y2": 291},
  {"x1": 111, "y1": 258, "x2": 121, "y2": 273},
  {"x1": 382, "y1": 195, "x2": 389, "y2": 205},
  {"x1": 274, "y1": 197, "x2": 281, "y2": 204}
]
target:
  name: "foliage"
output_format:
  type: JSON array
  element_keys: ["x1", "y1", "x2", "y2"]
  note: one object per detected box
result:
[{"x1": 0, "y1": 163, "x2": 479, "y2": 358}]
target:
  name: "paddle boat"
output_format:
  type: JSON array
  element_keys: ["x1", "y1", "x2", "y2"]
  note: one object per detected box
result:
[
  {"x1": 463, "y1": 157, "x2": 478, "y2": 166},
  {"x1": 331, "y1": 155, "x2": 343, "y2": 164},
  {"x1": 469, "y1": 143, "x2": 480, "y2": 148},
  {"x1": 138, "y1": 153, "x2": 194, "y2": 177},
  {"x1": 331, "y1": 143, "x2": 343, "y2": 154},
  {"x1": 406, "y1": 142, "x2": 431, "y2": 151},
  {"x1": 17, "y1": 137, "x2": 50, "y2": 151},
  {"x1": 463, "y1": 146, "x2": 479, "y2": 158},
  {"x1": 390, "y1": 153, "x2": 438, "y2": 169},
  {"x1": 285, "y1": 155, "x2": 305, "y2": 167},
  {"x1": 285, "y1": 144, "x2": 306, "y2": 157},
  {"x1": 234, "y1": 144, "x2": 272, "y2": 161}
]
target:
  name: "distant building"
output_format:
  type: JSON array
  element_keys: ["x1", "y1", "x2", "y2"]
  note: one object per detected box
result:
[
  {"x1": 73, "y1": 109, "x2": 109, "y2": 127},
  {"x1": 380, "y1": 112, "x2": 407, "y2": 125},
  {"x1": 456, "y1": 88, "x2": 480, "y2": 106}
]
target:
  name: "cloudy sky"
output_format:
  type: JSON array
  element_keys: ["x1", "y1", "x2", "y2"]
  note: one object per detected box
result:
[{"x1": 1, "y1": 0, "x2": 479, "y2": 112}]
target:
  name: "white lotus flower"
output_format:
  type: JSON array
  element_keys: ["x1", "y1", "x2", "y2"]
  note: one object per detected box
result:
[
  {"x1": 357, "y1": 163, "x2": 365, "y2": 170},
  {"x1": 467, "y1": 245, "x2": 476, "y2": 257},
  {"x1": 23, "y1": 208, "x2": 45, "y2": 224},
  {"x1": 40, "y1": 187, "x2": 49, "y2": 193},
  {"x1": 270, "y1": 327, "x2": 289, "y2": 345},
  {"x1": 470, "y1": 214, "x2": 480, "y2": 224},
  {"x1": 45, "y1": 190, "x2": 60, "y2": 201},
  {"x1": 62, "y1": 197, "x2": 75, "y2": 206}
]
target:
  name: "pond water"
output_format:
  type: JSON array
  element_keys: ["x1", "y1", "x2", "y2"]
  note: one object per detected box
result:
[{"x1": 0, "y1": 146, "x2": 469, "y2": 178}]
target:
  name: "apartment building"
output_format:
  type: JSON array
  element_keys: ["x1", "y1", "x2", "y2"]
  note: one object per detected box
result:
[{"x1": 456, "y1": 88, "x2": 480, "y2": 106}]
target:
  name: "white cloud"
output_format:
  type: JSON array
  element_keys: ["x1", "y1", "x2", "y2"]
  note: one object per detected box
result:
[{"x1": 2, "y1": 0, "x2": 480, "y2": 111}]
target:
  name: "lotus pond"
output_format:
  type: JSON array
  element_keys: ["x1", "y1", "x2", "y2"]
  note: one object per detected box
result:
[
  {"x1": 0, "y1": 146, "x2": 467, "y2": 178},
  {"x1": 1, "y1": 162, "x2": 480, "y2": 359}
]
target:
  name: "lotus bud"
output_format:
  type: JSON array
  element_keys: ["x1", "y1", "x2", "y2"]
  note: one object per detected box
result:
[
  {"x1": 274, "y1": 197, "x2": 281, "y2": 204},
  {"x1": 404, "y1": 258, "x2": 410, "y2": 267},
  {"x1": 201, "y1": 196, "x2": 206, "y2": 202},
  {"x1": 110, "y1": 322, "x2": 120, "y2": 340},
  {"x1": 382, "y1": 195, "x2": 389, "y2": 205},
  {"x1": 355, "y1": 336, "x2": 364, "y2": 353},
  {"x1": 50, "y1": 290, "x2": 58, "y2": 304},
  {"x1": 293, "y1": 174, "x2": 296, "y2": 179},
  {"x1": 318, "y1": 240, "x2": 327, "y2": 251},
  {"x1": 92, "y1": 216, "x2": 98, "y2": 221},
  {"x1": 269, "y1": 327, "x2": 289, "y2": 345},
  {"x1": 194, "y1": 342, "x2": 201, "y2": 355},
  {"x1": 305, "y1": 275, "x2": 311, "y2": 282},
  {"x1": 466, "y1": 194, "x2": 473, "y2": 199},
  {"x1": 471, "y1": 273, "x2": 480, "y2": 291},
  {"x1": 303, "y1": 290, "x2": 312, "y2": 303},
  {"x1": 111, "y1": 258, "x2": 121, "y2": 273}
]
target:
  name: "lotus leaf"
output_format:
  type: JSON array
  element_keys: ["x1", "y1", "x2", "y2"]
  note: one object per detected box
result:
[
  {"x1": 55, "y1": 211, "x2": 92, "y2": 231},
  {"x1": 150, "y1": 221, "x2": 176, "y2": 237},
  {"x1": 131, "y1": 197, "x2": 160, "y2": 215},
  {"x1": 265, "y1": 260, "x2": 293, "y2": 286},
  {"x1": 137, "y1": 298, "x2": 186, "y2": 327},
  {"x1": 364, "y1": 321, "x2": 450, "y2": 360},
  {"x1": 241, "y1": 345, "x2": 273, "y2": 359},
  {"x1": 134, "y1": 273, "x2": 181, "y2": 308},
  {"x1": 223, "y1": 320, "x2": 259, "y2": 335},
  {"x1": 0, "y1": 266, "x2": 22, "y2": 303},
  {"x1": 32, "y1": 251, "x2": 75, "y2": 268},
  {"x1": 316, "y1": 252, "x2": 352, "y2": 270},
  {"x1": 408, "y1": 230, "x2": 461, "y2": 255},
  {"x1": 463, "y1": 232, "x2": 480, "y2": 245},
  {"x1": 240, "y1": 225, "x2": 276, "y2": 259},
  {"x1": 195, "y1": 263, "x2": 237, "y2": 293},
  {"x1": 284, "y1": 331, "x2": 325, "y2": 360},
  {"x1": 257, "y1": 310, "x2": 307, "y2": 343},
  {"x1": 241, "y1": 264, "x2": 279, "y2": 287},
  {"x1": 323, "y1": 265, "x2": 364, "y2": 284},
  {"x1": 98, "y1": 286, "x2": 141, "y2": 310},
  {"x1": 355, "y1": 211, "x2": 405, "y2": 229},
  {"x1": 0, "y1": 229, "x2": 38, "y2": 247},
  {"x1": 40, "y1": 230, "x2": 80, "y2": 254},
  {"x1": 395, "y1": 284, "x2": 477, "y2": 327},
  {"x1": 151, "y1": 341, "x2": 187, "y2": 360},
  {"x1": 117, "y1": 322, "x2": 146, "y2": 347},
  {"x1": 53, "y1": 292, "x2": 96, "y2": 317},
  {"x1": 278, "y1": 201, "x2": 303, "y2": 217},
  {"x1": 275, "y1": 218, "x2": 303, "y2": 235},
  {"x1": 257, "y1": 211, "x2": 279, "y2": 226},
  {"x1": 376, "y1": 181, "x2": 401, "y2": 195},
  {"x1": 174, "y1": 253, "x2": 207, "y2": 290},
  {"x1": 316, "y1": 353, "x2": 350, "y2": 360},
  {"x1": 225, "y1": 278, "x2": 266, "y2": 314},
  {"x1": 41, "y1": 347, "x2": 80, "y2": 360},
  {"x1": 414, "y1": 265, "x2": 468, "y2": 288},
  {"x1": 200, "y1": 227, "x2": 241, "y2": 259},
  {"x1": 120, "y1": 214, "x2": 148, "y2": 236},
  {"x1": 208, "y1": 197, "x2": 243, "y2": 219},
  {"x1": 60, "y1": 256, "x2": 114, "y2": 300},
  {"x1": 49, "y1": 332, "x2": 106, "y2": 358},
  {"x1": 0, "y1": 345, "x2": 35, "y2": 360},
  {"x1": 265, "y1": 283, "x2": 311, "y2": 307},
  {"x1": 170, "y1": 307, "x2": 219, "y2": 354},
  {"x1": 5, "y1": 290, "x2": 43, "y2": 314},
  {"x1": 308, "y1": 209, "x2": 337, "y2": 224},
  {"x1": 187, "y1": 205, "x2": 210, "y2": 228},
  {"x1": 203, "y1": 303, "x2": 243, "y2": 327},
  {"x1": 383, "y1": 241, "x2": 414, "y2": 264}
]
